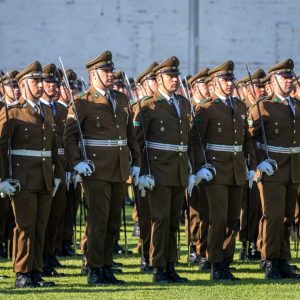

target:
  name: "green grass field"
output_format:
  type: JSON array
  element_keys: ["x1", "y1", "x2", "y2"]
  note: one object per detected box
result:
[{"x1": 0, "y1": 206, "x2": 300, "y2": 300}]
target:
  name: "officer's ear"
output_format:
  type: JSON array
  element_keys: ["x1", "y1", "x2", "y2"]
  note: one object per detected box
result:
[{"x1": 156, "y1": 74, "x2": 162, "y2": 85}]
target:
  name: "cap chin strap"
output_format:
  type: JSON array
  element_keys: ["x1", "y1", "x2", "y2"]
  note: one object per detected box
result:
[
  {"x1": 146, "y1": 80, "x2": 155, "y2": 95},
  {"x1": 25, "y1": 79, "x2": 39, "y2": 101},
  {"x1": 3, "y1": 87, "x2": 14, "y2": 102},
  {"x1": 274, "y1": 75, "x2": 288, "y2": 97},
  {"x1": 217, "y1": 76, "x2": 229, "y2": 97},
  {"x1": 95, "y1": 69, "x2": 110, "y2": 89},
  {"x1": 42, "y1": 82, "x2": 55, "y2": 100},
  {"x1": 196, "y1": 85, "x2": 205, "y2": 100},
  {"x1": 160, "y1": 74, "x2": 173, "y2": 94}
]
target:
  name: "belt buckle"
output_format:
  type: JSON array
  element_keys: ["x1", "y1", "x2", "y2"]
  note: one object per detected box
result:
[
  {"x1": 118, "y1": 140, "x2": 123, "y2": 146},
  {"x1": 178, "y1": 145, "x2": 184, "y2": 152},
  {"x1": 233, "y1": 145, "x2": 240, "y2": 152},
  {"x1": 41, "y1": 150, "x2": 47, "y2": 157},
  {"x1": 108, "y1": 140, "x2": 112, "y2": 146},
  {"x1": 291, "y1": 147, "x2": 296, "y2": 154}
]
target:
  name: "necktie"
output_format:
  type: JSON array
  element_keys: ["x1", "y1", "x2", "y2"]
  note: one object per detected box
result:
[
  {"x1": 105, "y1": 91, "x2": 115, "y2": 112},
  {"x1": 286, "y1": 98, "x2": 295, "y2": 117},
  {"x1": 35, "y1": 104, "x2": 44, "y2": 121},
  {"x1": 170, "y1": 97, "x2": 179, "y2": 117},
  {"x1": 49, "y1": 102, "x2": 56, "y2": 118},
  {"x1": 225, "y1": 97, "x2": 234, "y2": 114}
]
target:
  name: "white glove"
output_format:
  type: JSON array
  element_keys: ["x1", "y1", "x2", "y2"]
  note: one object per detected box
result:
[
  {"x1": 257, "y1": 161, "x2": 274, "y2": 176},
  {"x1": 246, "y1": 170, "x2": 256, "y2": 189},
  {"x1": 130, "y1": 166, "x2": 140, "y2": 186},
  {"x1": 0, "y1": 181, "x2": 16, "y2": 196},
  {"x1": 52, "y1": 178, "x2": 61, "y2": 197},
  {"x1": 195, "y1": 168, "x2": 213, "y2": 184},
  {"x1": 74, "y1": 162, "x2": 92, "y2": 176},
  {"x1": 138, "y1": 175, "x2": 155, "y2": 191},
  {"x1": 188, "y1": 175, "x2": 196, "y2": 196}
]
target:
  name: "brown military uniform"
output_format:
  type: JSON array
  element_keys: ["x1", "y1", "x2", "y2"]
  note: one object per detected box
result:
[
  {"x1": 133, "y1": 63, "x2": 159, "y2": 265},
  {"x1": 64, "y1": 52, "x2": 140, "y2": 269},
  {"x1": 43, "y1": 100, "x2": 68, "y2": 267},
  {"x1": 193, "y1": 61, "x2": 256, "y2": 265},
  {"x1": 185, "y1": 69, "x2": 210, "y2": 262},
  {"x1": 135, "y1": 66, "x2": 193, "y2": 268},
  {"x1": 248, "y1": 93, "x2": 300, "y2": 261},
  {"x1": 0, "y1": 86, "x2": 59, "y2": 274}
]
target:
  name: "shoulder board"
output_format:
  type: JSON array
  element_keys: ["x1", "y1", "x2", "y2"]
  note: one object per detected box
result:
[
  {"x1": 200, "y1": 98, "x2": 210, "y2": 104},
  {"x1": 293, "y1": 96, "x2": 300, "y2": 102},
  {"x1": 233, "y1": 96, "x2": 244, "y2": 103},
  {"x1": 257, "y1": 95, "x2": 269, "y2": 104},
  {"x1": 200, "y1": 98, "x2": 211, "y2": 104},
  {"x1": 141, "y1": 95, "x2": 152, "y2": 102},
  {"x1": 76, "y1": 91, "x2": 87, "y2": 98}
]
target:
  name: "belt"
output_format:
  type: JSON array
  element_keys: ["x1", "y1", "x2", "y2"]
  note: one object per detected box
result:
[
  {"x1": 11, "y1": 149, "x2": 52, "y2": 158},
  {"x1": 58, "y1": 148, "x2": 65, "y2": 155},
  {"x1": 146, "y1": 141, "x2": 188, "y2": 152},
  {"x1": 256, "y1": 142, "x2": 300, "y2": 154},
  {"x1": 82, "y1": 138, "x2": 127, "y2": 147},
  {"x1": 206, "y1": 143, "x2": 243, "y2": 152}
]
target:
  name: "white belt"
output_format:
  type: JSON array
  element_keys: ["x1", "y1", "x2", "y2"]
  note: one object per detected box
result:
[
  {"x1": 206, "y1": 143, "x2": 243, "y2": 152},
  {"x1": 82, "y1": 138, "x2": 127, "y2": 147},
  {"x1": 146, "y1": 141, "x2": 188, "y2": 152},
  {"x1": 11, "y1": 149, "x2": 52, "y2": 158},
  {"x1": 256, "y1": 142, "x2": 300, "y2": 154},
  {"x1": 58, "y1": 148, "x2": 65, "y2": 155}
]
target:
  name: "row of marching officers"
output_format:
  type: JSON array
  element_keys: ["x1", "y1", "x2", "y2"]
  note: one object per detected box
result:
[{"x1": 0, "y1": 50, "x2": 299, "y2": 288}]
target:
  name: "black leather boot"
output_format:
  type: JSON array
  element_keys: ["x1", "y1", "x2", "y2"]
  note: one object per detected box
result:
[
  {"x1": 239, "y1": 242, "x2": 247, "y2": 261},
  {"x1": 211, "y1": 262, "x2": 227, "y2": 280},
  {"x1": 165, "y1": 262, "x2": 188, "y2": 283},
  {"x1": 31, "y1": 271, "x2": 56, "y2": 287},
  {"x1": 14, "y1": 273, "x2": 36, "y2": 288},
  {"x1": 188, "y1": 245, "x2": 198, "y2": 265},
  {"x1": 103, "y1": 266, "x2": 125, "y2": 285},
  {"x1": 152, "y1": 267, "x2": 171, "y2": 283},
  {"x1": 278, "y1": 259, "x2": 300, "y2": 279},
  {"x1": 265, "y1": 260, "x2": 281, "y2": 279},
  {"x1": 140, "y1": 258, "x2": 152, "y2": 272},
  {"x1": 199, "y1": 256, "x2": 211, "y2": 271},
  {"x1": 223, "y1": 261, "x2": 240, "y2": 281},
  {"x1": 87, "y1": 268, "x2": 107, "y2": 285}
]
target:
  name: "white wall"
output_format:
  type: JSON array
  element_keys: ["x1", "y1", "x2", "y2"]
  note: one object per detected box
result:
[{"x1": 0, "y1": 0, "x2": 299, "y2": 79}]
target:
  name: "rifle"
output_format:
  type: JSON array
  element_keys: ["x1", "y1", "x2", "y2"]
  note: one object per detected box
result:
[
  {"x1": 58, "y1": 57, "x2": 95, "y2": 173},
  {"x1": 245, "y1": 64, "x2": 278, "y2": 176},
  {"x1": 0, "y1": 71, "x2": 21, "y2": 197}
]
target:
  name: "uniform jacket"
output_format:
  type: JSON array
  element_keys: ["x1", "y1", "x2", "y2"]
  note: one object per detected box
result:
[
  {"x1": 63, "y1": 86, "x2": 141, "y2": 182},
  {"x1": 248, "y1": 95, "x2": 300, "y2": 183},
  {"x1": 53, "y1": 101, "x2": 68, "y2": 185},
  {"x1": 134, "y1": 90, "x2": 193, "y2": 187},
  {"x1": 0, "y1": 97, "x2": 58, "y2": 191},
  {"x1": 193, "y1": 94, "x2": 256, "y2": 186}
]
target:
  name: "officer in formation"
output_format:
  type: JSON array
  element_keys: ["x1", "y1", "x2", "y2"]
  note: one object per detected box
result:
[{"x1": 0, "y1": 56, "x2": 300, "y2": 288}]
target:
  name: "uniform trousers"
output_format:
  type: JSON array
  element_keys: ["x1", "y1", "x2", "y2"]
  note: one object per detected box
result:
[
  {"x1": 83, "y1": 180, "x2": 126, "y2": 268},
  {"x1": 149, "y1": 185, "x2": 185, "y2": 267},
  {"x1": 12, "y1": 188, "x2": 52, "y2": 273},
  {"x1": 204, "y1": 184, "x2": 244, "y2": 263},
  {"x1": 257, "y1": 182, "x2": 298, "y2": 260}
]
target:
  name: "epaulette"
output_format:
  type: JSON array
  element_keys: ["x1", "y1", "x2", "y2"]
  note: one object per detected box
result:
[
  {"x1": 76, "y1": 91, "x2": 87, "y2": 98},
  {"x1": 200, "y1": 98, "x2": 211, "y2": 104},
  {"x1": 233, "y1": 96, "x2": 244, "y2": 103},
  {"x1": 256, "y1": 95, "x2": 269, "y2": 104},
  {"x1": 141, "y1": 95, "x2": 152, "y2": 102}
]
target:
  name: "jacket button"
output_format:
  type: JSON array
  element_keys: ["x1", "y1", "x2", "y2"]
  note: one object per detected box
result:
[{"x1": 42, "y1": 158, "x2": 45, "y2": 161}]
